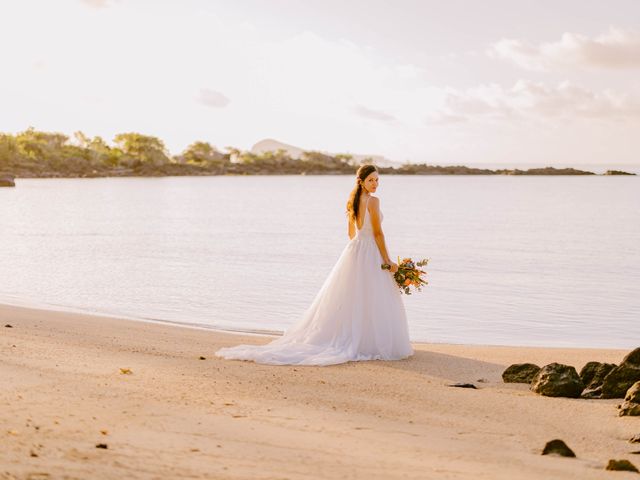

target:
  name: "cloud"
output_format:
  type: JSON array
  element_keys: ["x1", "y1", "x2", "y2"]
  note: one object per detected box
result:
[
  {"x1": 197, "y1": 89, "x2": 231, "y2": 108},
  {"x1": 428, "y1": 80, "x2": 640, "y2": 124},
  {"x1": 353, "y1": 104, "x2": 397, "y2": 122},
  {"x1": 488, "y1": 27, "x2": 640, "y2": 71}
]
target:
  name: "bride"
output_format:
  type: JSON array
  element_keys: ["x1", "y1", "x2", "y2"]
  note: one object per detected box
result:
[{"x1": 214, "y1": 164, "x2": 414, "y2": 366}]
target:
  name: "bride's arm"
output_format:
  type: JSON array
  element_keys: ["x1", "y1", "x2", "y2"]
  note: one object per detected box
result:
[
  {"x1": 348, "y1": 216, "x2": 355, "y2": 240},
  {"x1": 369, "y1": 197, "x2": 396, "y2": 270}
]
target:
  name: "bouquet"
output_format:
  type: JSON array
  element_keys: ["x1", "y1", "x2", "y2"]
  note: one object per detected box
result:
[{"x1": 381, "y1": 257, "x2": 429, "y2": 295}]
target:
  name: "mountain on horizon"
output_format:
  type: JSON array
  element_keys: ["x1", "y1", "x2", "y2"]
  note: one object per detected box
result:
[{"x1": 251, "y1": 139, "x2": 399, "y2": 168}]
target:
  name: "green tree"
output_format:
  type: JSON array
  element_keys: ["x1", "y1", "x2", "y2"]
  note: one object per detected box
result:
[
  {"x1": 0, "y1": 134, "x2": 20, "y2": 170},
  {"x1": 335, "y1": 153, "x2": 355, "y2": 167},
  {"x1": 301, "y1": 151, "x2": 350, "y2": 171},
  {"x1": 113, "y1": 133, "x2": 170, "y2": 167},
  {"x1": 15, "y1": 127, "x2": 68, "y2": 161},
  {"x1": 86, "y1": 135, "x2": 121, "y2": 168},
  {"x1": 179, "y1": 141, "x2": 225, "y2": 166}
]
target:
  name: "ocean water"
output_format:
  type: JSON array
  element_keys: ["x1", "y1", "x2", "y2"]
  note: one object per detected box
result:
[{"x1": 1, "y1": 175, "x2": 638, "y2": 348}]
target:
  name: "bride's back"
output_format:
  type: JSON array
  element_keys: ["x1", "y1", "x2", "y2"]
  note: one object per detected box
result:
[
  {"x1": 355, "y1": 196, "x2": 383, "y2": 237},
  {"x1": 356, "y1": 196, "x2": 371, "y2": 230}
]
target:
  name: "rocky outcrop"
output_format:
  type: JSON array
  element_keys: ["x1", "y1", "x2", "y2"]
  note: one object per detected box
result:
[
  {"x1": 541, "y1": 439, "x2": 576, "y2": 457},
  {"x1": 531, "y1": 363, "x2": 584, "y2": 398},
  {"x1": 602, "y1": 348, "x2": 640, "y2": 399},
  {"x1": 619, "y1": 381, "x2": 640, "y2": 416},
  {"x1": 0, "y1": 175, "x2": 15, "y2": 187},
  {"x1": 579, "y1": 362, "x2": 601, "y2": 386},
  {"x1": 496, "y1": 167, "x2": 595, "y2": 175},
  {"x1": 605, "y1": 170, "x2": 636, "y2": 175},
  {"x1": 502, "y1": 363, "x2": 541, "y2": 384},
  {"x1": 581, "y1": 363, "x2": 617, "y2": 399}
]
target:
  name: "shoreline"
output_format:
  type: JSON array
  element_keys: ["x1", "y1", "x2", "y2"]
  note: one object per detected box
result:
[
  {"x1": 2, "y1": 303, "x2": 639, "y2": 479},
  {"x1": 0, "y1": 296, "x2": 286, "y2": 339},
  {"x1": 2, "y1": 130, "x2": 639, "y2": 179},
  {"x1": 5, "y1": 168, "x2": 640, "y2": 179},
  {"x1": 0, "y1": 298, "x2": 631, "y2": 351}
]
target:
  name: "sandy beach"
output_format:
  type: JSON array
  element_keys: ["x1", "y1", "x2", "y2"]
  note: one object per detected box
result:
[{"x1": 1, "y1": 303, "x2": 638, "y2": 479}]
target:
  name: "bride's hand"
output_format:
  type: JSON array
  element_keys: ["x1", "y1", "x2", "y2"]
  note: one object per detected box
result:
[{"x1": 387, "y1": 261, "x2": 399, "y2": 273}]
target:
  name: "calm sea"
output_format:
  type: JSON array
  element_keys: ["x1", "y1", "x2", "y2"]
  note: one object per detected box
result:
[{"x1": 1, "y1": 175, "x2": 639, "y2": 348}]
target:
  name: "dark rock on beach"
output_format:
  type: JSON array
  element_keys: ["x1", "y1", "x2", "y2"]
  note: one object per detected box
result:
[
  {"x1": 579, "y1": 361, "x2": 602, "y2": 386},
  {"x1": 531, "y1": 363, "x2": 584, "y2": 398},
  {"x1": 447, "y1": 383, "x2": 477, "y2": 389},
  {"x1": 542, "y1": 439, "x2": 576, "y2": 457},
  {"x1": 631, "y1": 434, "x2": 640, "y2": 444},
  {"x1": 605, "y1": 459, "x2": 639, "y2": 472},
  {"x1": 619, "y1": 381, "x2": 640, "y2": 416},
  {"x1": 581, "y1": 363, "x2": 617, "y2": 399},
  {"x1": 502, "y1": 363, "x2": 541, "y2": 384},
  {"x1": 602, "y1": 348, "x2": 640, "y2": 399}
]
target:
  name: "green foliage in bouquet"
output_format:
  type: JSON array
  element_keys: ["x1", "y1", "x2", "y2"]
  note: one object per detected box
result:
[{"x1": 381, "y1": 257, "x2": 429, "y2": 295}]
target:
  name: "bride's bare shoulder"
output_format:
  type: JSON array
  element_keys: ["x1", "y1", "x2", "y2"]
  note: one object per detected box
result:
[{"x1": 368, "y1": 196, "x2": 380, "y2": 209}]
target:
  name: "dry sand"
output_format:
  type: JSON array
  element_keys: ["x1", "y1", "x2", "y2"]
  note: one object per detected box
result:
[{"x1": 1, "y1": 303, "x2": 638, "y2": 479}]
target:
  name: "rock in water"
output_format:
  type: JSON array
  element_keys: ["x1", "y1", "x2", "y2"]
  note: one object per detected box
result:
[
  {"x1": 531, "y1": 363, "x2": 584, "y2": 398},
  {"x1": 542, "y1": 439, "x2": 576, "y2": 457},
  {"x1": 605, "y1": 459, "x2": 639, "y2": 472},
  {"x1": 619, "y1": 381, "x2": 640, "y2": 416},
  {"x1": 581, "y1": 363, "x2": 617, "y2": 399},
  {"x1": 602, "y1": 347, "x2": 640, "y2": 399},
  {"x1": 0, "y1": 175, "x2": 15, "y2": 187},
  {"x1": 502, "y1": 363, "x2": 541, "y2": 383}
]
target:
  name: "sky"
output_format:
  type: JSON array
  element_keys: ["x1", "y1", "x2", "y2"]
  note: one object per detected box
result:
[{"x1": 1, "y1": 0, "x2": 639, "y2": 166}]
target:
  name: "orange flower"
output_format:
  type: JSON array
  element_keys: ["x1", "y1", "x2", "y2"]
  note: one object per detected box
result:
[{"x1": 404, "y1": 279, "x2": 411, "y2": 286}]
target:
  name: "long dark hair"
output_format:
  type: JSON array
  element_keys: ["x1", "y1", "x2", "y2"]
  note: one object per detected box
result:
[{"x1": 346, "y1": 164, "x2": 378, "y2": 224}]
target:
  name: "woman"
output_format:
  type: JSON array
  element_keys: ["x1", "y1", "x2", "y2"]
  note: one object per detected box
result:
[{"x1": 214, "y1": 164, "x2": 414, "y2": 365}]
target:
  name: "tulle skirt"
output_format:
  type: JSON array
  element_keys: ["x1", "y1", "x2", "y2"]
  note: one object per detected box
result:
[{"x1": 214, "y1": 234, "x2": 414, "y2": 366}]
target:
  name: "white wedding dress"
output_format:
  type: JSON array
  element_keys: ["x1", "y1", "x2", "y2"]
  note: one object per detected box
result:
[{"x1": 214, "y1": 198, "x2": 414, "y2": 366}]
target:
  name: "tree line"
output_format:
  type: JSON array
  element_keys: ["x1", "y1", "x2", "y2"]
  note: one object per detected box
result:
[
  {"x1": 0, "y1": 128, "x2": 608, "y2": 178},
  {"x1": 0, "y1": 128, "x2": 370, "y2": 177}
]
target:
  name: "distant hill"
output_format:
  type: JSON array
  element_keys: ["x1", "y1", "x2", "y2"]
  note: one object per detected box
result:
[
  {"x1": 251, "y1": 139, "x2": 305, "y2": 159},
  {"x1": 250, "y1": 138, "x2": 400, "y2": 168}
]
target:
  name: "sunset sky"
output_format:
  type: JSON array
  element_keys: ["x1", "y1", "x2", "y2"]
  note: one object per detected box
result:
[{"x1": 2, "y1": 0, "x2": 639, "y2": 166}]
